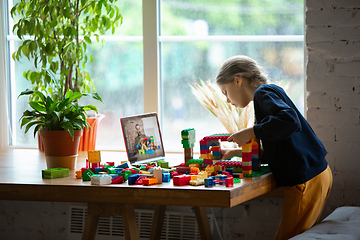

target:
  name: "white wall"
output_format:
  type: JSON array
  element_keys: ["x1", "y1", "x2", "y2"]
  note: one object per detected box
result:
[{"x1": 306, "y1": 0, "x2": 360, "y2": 213}]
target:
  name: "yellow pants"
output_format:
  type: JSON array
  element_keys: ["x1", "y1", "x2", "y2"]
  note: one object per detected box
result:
[{"x1": 275, "y1": 165, "x2": 333, "y2": 240}]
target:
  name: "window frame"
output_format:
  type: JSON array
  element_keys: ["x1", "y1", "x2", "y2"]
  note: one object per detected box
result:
[{"x1": 2, "y1": 0, "x2": 305, "y2": 149}]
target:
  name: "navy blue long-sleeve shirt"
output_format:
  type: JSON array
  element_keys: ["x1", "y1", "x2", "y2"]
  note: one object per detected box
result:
[{"x1": 253, "y1": 84, "x2": 328, "y2": 187}]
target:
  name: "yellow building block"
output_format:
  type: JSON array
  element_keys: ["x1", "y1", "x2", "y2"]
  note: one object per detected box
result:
[
  {"x1": 190, "y1": 175, "x2": 198, "y2": 180},
  {"x1": 87, "y1": 150, "x2": 101, "y2": 163}
]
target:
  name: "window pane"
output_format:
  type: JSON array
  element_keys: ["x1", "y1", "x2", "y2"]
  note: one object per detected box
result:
[
  {"x1": 9, "y1": 0, "x2": 143, "y2": 150},
  {"x1": 161, "y1": 41, "x2": 304, "y2": 151},
  {"x1": 161, "y1": 0, "x2": 304, "y2": 36},
  {"x1": 83, "y1": 42, "x2": 144, "y2": 150},
  {"x1": 12, "y1": 41, "x2": 36, "y2": 147},
  {"x1": 106, "y1": 0, "x2": 142, "y2": 36}
]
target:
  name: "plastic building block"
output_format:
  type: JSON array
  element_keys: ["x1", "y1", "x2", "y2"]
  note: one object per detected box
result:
[
  {"x1": 190, "y1": 179, "x2": 204, "y2": 186},
  {"x1": 42, "y1": 168, "x2": 70, "y2": 179},
  {"x1": 190, "y1": 167, "x2": 200, "y2": 174},
  {"x1": 135, "y1": 176, "x2": 147, "y2": 185},
  {"x1": 75, "y1": 170, "x2": 82, "y2": 179},
  {"x1": 173, "y1": 175, "x2": 191, "y2": 186},
  {"x1": 162, "y1": 172, "x2": 170, "y2": 182},
  {"x1": 143, "y1": 177, "x2": 158, "y2": 186},
  {"x1": 233, "y1": 178, "x2": 241, "y2": 183},
  {"x1": 112, "y1": 176, "x2": 125, "y2": 184},
  {"x1": 91, "y1": 175, "x2": 112, "y2": 185},
  {"x1": 204, "y1": 177, "x2": 214, "y2": 187},
  {"x1": 87, "y1": 150, "x2": 101, "y2": 163},
  {"x1": 153, "y1": 167, "x2": 162, "y2": 184},
  {"x1": 82, "y1": 168, "x2": 94, "y2": 181},
  {"x1": 225, "y1": 177, "x2": 234, "y2": 187},
  {"x1": 160, "y1": 161, "x2": 169, "y2": 169},
  {"x1": 205, "y1": 165, "x2": 214, "y2": 176},
  {"x1": 233, "y1": 173, "x2": 243, "y2": 179},
  {"x1": 176, "y1": 166, "x2": 190, "y2": 173},
  {"x1": 95, "y1": 167, "x2": 104, "y2": 174},
  {"x1": 128, "y1": 174, "x2": 141, "y2": 185}
]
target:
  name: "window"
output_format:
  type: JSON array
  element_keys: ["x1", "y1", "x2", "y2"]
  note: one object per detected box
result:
[{"x1": 5, "y1": 0, "x2": 304, "y2": 151}]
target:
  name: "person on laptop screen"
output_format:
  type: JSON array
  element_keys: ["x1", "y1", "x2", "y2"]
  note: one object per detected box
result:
[{"x1": 134, "y1": 124, "x2": 149, "y2": 152}]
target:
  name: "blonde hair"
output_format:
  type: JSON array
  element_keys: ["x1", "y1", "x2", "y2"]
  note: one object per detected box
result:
[{"x1": 216, "y1": 55, "x2": 268, "y2": 85}]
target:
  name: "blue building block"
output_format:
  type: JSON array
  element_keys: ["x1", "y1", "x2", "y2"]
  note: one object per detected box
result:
[
  {"x1": 212, "y1": 151, "x2": 222, "y2": 156},
  {"x1": 200, "y1": 145, "x2": 209, "y2": 150},
  {"x1": 162, "y1": 172, "x2": 170, "y2": 182},
  {"x1": 204, "y1": 177, "x2": 214, "y2": 188},
  {"x1": 226, "y1": 168, "x2": 233, "y2": 176},
  {"x1": 117, "y1": 161, "x2": 130, "y2": 169},
  {"x1": 128, "y1": 174, "x2": 141, "y2": 185}
]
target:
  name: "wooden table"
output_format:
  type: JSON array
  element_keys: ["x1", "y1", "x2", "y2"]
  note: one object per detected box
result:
[{"x1": 0, "y1": 148, "x2": 277, "y2": 240}]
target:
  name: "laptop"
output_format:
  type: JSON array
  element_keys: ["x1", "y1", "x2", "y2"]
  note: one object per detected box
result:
[{"x1": 120, "y1": 112, "x2": 168, "y2": 165}]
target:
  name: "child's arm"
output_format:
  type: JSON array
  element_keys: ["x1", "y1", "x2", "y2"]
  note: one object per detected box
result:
[
  {"x1": 227, "y1": 127, "x2": 255, "y2": 147},
  {"x1": 221, "y1": 148, "x2": 242, "y2": 160}
]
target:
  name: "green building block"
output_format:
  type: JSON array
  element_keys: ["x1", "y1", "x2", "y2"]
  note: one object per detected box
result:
[
  {"x1": 124, "y1": 170, "x2": 133, "y2": 181},
  {"x1": 188, "y1": 159, "x2": 203, "y2": 165},
  {"x1": 82, "y1": 168, "x2": 94, "y2": 181},
  {"x1": 160, "y1": 161, "x2": 169, "y2": 168},
  {"x1": 233, "y1": 178, "x2": 241, "y2": 183},
  {"x1": 181, "y1": 128, "x2": 195, "y2": 139},
  {"x1": 107, "y1": 168, "x2": 117, "y2": 174},
  {"x1": 42, "y1": 168, "x2": 70, "y2": 179}
]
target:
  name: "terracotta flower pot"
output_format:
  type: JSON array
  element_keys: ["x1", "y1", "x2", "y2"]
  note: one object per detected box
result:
[
  {"x1": 39, "y1": 129, "x2": 83, "y2": 170},
  {"x1": 38, "y1": 115, "x2": 104, "y2": 152}
]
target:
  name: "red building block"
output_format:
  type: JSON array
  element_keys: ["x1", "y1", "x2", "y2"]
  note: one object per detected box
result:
[
  {"x1": 173, "y1": 175, "x2": 191, "y2": 186},
  {"x1": 111, "y1": 176, "x2": 125, "y2": 184},
  {"x1": 225, "y1": 177, "x2": 234, "y2": 187}
]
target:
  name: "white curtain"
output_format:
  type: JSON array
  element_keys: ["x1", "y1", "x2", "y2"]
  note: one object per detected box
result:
[{"x1": 0, "y1": 1, "x2": 10, "y2": 150}]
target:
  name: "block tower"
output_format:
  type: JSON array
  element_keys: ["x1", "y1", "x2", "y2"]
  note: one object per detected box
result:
[
  {"x1": 251, "y1": 139, "x2": 260, "y2": 171},
  {"x1": 241, "y1": 140, "x2": 252, "y2": 176},
  {"x1": 181, "y1": 128, "x2": 195, "y2": 166}
]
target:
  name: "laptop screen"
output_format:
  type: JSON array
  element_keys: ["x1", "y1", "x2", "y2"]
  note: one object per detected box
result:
[{"x1": 120, "y1": 112, "x2": 165, "y2": 164}]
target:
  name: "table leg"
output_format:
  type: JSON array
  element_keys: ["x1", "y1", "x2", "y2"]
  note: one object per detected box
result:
[
  {"x1": 82, "y1": 213, "x2": 100, "y2": 240},
  {"x1": 193, "y1": 206, "x2": 213, "y2": 240},
  {"x1": 121, "y1": 204, "x2": 139, "y2": 240},
  {"x1": 150, "y1": 205, "x2": 166, "y2": 240},
  {"x1": 82, "y1": 203, "x2": 139, "y2": 240}
]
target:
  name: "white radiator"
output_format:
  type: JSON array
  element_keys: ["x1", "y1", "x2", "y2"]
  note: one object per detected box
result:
[{"x1": 68, "y1": 204, "x2": 214, "y2": 240}]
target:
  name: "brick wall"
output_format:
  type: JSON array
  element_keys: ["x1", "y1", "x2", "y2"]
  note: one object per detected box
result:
[{"x1": 306, "y1": 0, "x2": 360, "y2": 215}]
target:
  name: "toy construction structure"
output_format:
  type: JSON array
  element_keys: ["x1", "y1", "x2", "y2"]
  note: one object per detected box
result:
[{"x1": 50, "y1": 128, "x2": 268, "y2": 189}]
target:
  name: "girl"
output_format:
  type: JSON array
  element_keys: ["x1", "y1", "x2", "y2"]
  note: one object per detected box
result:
[{"x1": 216, "y1": 55, "x2": 332, "y2": 240}]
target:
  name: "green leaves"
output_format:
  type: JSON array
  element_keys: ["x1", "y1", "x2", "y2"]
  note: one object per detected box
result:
[
  {"x1": 18, "y1": 89, "x2": 102, "y2": 139},
  {"x1": 12, "y1": 0, "x2": 120, "y2": 139}
]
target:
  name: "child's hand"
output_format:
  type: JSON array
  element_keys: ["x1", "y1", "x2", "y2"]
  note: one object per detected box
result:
[
  {"x1": 227, "y1": 127, "x2": 255, "y2": 146},
  {"x1": 221, "y1": 149, "x2": 242, "y2": 160}
]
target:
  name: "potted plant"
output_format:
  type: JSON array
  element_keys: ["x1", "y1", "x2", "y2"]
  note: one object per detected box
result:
[
  {"x1": 11, "y1": 0, "x2": 122, "y2": 163},
  {"x1": 18, "y1": 89, "x2": 102, "y2": 169}
]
